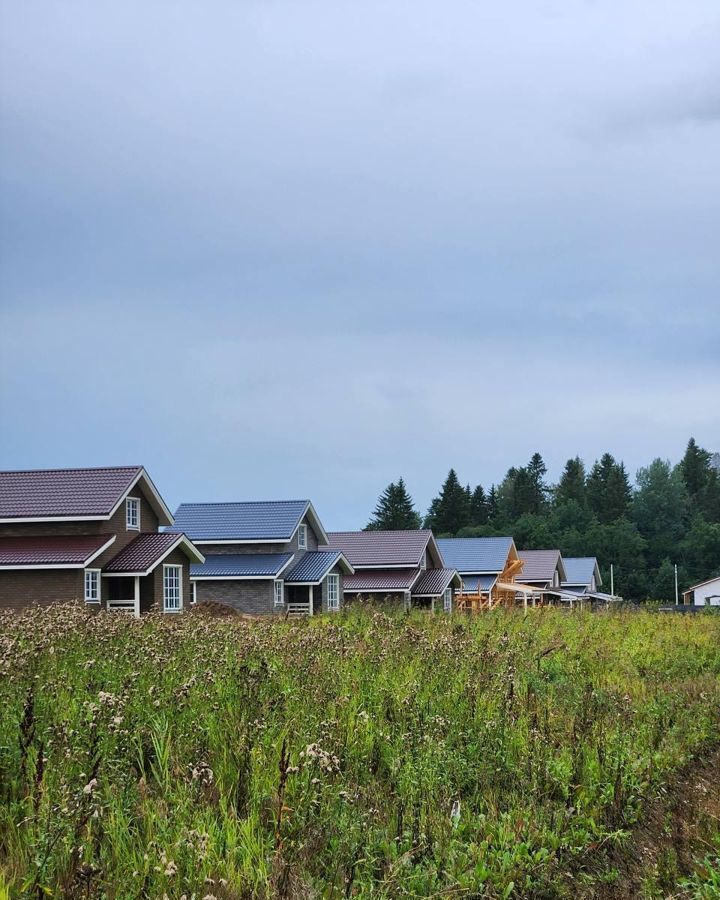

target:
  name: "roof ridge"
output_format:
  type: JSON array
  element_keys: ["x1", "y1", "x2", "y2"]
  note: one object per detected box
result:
[
  {"x1": 0, "y1": 465, "x2": 143, "y2": 476},
  {"x1": 177, "y1": 500, "x2": 310, "y2": 507}
]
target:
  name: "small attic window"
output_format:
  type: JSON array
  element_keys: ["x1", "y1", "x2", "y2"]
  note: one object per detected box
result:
[
  {"x1": 126, "y1": 497, "x2": 140, "y2": 531},
  {"x1": 298, "y1": 523, "x2": 307, "y2": 550}
]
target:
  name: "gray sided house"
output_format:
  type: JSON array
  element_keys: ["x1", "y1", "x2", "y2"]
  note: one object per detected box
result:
[
  {"x1": 169, "y1": 500, "x2": 353, "y2": 616},
  {"x1": 561, "y1": 557, "x2": 603, "y2": 604},
  {"x1": 322, "y1": 529, "x2": 461, "y2": 612},
  {"x1": 0, "y1": 466, "x2": 204, "y2": 616},
  {"x1": 517, "y1": 549, "x2": 571, "y2": 605}
]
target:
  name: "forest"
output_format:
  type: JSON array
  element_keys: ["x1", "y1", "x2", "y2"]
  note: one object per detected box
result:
[{"x1": 365, "y1": 438, "x2": 720, "y2": 601}]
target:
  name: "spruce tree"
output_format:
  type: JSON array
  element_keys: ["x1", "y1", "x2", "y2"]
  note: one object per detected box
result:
[
  {"x1": 469, "y1": 485, "x2": 488, "y2": 525},
  {"x1": 555, "y1": 457, "x2": 587, "y2": 507},
  {"x1": 366, "y1": 478, "x2": 421, "y2": 530},
  {"x1": 680, "y1": 438, "x2": 711, "y2": 499},
  {"x1": 526, "y1": 452, "x2": 549, "y2": 513},
  {"x1": 424, "y1": 469, "x2": 471, "y2": 535}
]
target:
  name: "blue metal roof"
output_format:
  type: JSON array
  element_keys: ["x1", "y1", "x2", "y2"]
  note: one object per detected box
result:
[
  {"x1": 170, "y1": 501, "x2": 310, "y2": 541},
  {"x1": 191, "y1": 553, "x2": 293, "y2": 578},
  {"x1": 562, "y1": 557, "x2": 599, "y2": 587},
  {"x1": 437, "y1": 537, "x2": 514, "y2": 574},
  {"x1": 285, "y1": 551, "x2": 347, "y2": 584},
  {"x1": 459, "y1": 574, "x2": 497, "y2": 593}
]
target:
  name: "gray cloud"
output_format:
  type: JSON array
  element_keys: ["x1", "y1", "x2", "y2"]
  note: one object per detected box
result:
[{"x1": 1, "y1": 0, "x2": 719, "y2": 526}]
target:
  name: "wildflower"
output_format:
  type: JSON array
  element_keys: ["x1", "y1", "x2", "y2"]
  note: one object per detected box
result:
[{"x1": 83, "y1": 778, "x2": 98, "y2": 795}]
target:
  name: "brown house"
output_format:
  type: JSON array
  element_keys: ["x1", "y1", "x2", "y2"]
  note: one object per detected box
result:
[
  {"x1": 0, "y1": 466, "x2": 204, "y2": 615},
  {"x1": 323, "y1": 529, "x2": 461, "y2": 611}
]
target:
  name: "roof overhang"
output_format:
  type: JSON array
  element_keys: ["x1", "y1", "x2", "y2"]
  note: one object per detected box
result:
[
  {"x1": 0, "y1": 534, "x2": 117, "y2": 570},
  {"x1": 0, "y1": 467, "x2": 174, "y2": 526},
  {"x1": 103, "y1": 535, "x2": 204, "y2": 577}
]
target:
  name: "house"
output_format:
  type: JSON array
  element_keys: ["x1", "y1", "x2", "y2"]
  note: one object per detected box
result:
[
  {"x1": 169, "y1": 500, "x2": 353, "y2": 616},
  {"x1": 322, "y1": 530, "x2": 461, "y2": 611},
  {"x1": 517, "y1": 549, "x2": 568, "y2": 605},
  {"x1": 436, "y1": 536, "x2": 538, "y2": 609},
  {"x1": 682, "y1": 575, "x2": 720, "y2": 607},
  {"x1": 0, "y1": 466, "x2": 204, "y2": 615},
  {"x1": 561, "y1": 557, "x2": 602, "y2": 604}
]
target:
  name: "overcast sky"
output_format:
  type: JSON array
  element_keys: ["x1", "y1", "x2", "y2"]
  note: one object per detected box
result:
[{"x1": 1, "y1": 1, "x2": 719, "y2": 528}]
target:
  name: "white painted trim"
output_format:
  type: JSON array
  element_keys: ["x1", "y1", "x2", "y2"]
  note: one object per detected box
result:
[
  {"x1": 327, "y1": 573, "x2": 340, "y2": 610},
  {"x1": 125, "y1": 496, "x2": 141, "y2": 531},
  {"x1": 297, "y1": 523, "x2": 308, "y2": 550},
  {"x1": 162, "y1": 563, "x2": 183, "y2": 612},
  {"x1": 274, "y1": 578, "x2": 285, "y2": 606},
  {"x1": 84, "y1": 568, "x2": 101, "y2": 604},
  {"x1": 337, "y1": 563, "x2": 426, "y2": 570},
  {"x1": 191, "y1": 574, "x2": 282, "y2": 581},
  {"x1": 0, "y1": 514, "x2": 109, "y2": 523}
]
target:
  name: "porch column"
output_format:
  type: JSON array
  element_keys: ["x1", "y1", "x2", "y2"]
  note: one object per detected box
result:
[
  {"x1": 309, "y1": 584, "x2": 314, "y2": 616},
  {"x1": 133, "y1": 576, "x2": 140, "y2": 619},
  {"x1": 523, "y1": 592, "x2": 527, "y2": 611}
]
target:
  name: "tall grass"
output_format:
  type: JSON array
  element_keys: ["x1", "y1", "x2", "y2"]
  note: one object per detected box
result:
[{"x1": 1, "y1": 604, "x2": 719, "y2": 897}]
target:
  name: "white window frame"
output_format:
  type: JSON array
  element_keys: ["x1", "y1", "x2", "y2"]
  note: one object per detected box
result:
[
  {"x1": 274, "y1": 579, "x2": 284, "y2": 606},
  {"x1": 84, "y1": 569, "x2": 101, "y2": 604},
  {"x1": 298, "y1": 523, "x2": 307, "y2": 550},
  {"x1": 126, "y1": 497, "x2": 140, "y2": 531},
  {"x1": 163, "y1": 564, "x2": 182, "y2": 612},
  {"x1": 327, "y1": 573, "x2": 340, "y2": 611},
  {"x1": 443, "y1": 587, "x2": 452, "y2": 613},
  {"x1": 190, "y1": 582, "x2": 197, "y2": 605}
]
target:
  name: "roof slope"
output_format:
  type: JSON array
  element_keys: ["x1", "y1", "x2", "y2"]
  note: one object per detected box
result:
[
  {"x1": 0, "y1": 466, "x2": 143, "y2": 520},
  {"x1": 284, "y1": 551, "x2": 353, "y2": 584},
  {"x1": 518, "y1": 549, "x2": 565, "y2": 583},
  {"x1": 0, "y1": 534, "x2": 115, "y2": 568},
  {"x1": 169, "y1": 500, "x2": 325, "y2": 542},
  {"x1": 562, "y1": 557, "x2": 600, "y2": 587},
  {"x1": 324, "y1": 530, "x2": 434, "y2": 568},
  {"x1": 191, "y1": 553, "x2": 293, "y2": 578},
  {"x1": 104, "y1": 533, "x2": 202, "y2": 574},
  {"x1": 437, "y1": 537, "x2": 514, "y2": 574},
  {"x1": 459, "y1": 574, "x2": 497, "y2": 593},
  {"x1": 343, "y1": 568, "x2": 421, "y2": 593},
  {"x1": 411, "y1": 568, "x2": 460, "y2": 597}
]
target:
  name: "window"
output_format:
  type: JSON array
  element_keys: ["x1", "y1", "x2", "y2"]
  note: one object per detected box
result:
[
  {"x1": 443, "y1": 587, "x2": 452, "y2": 613},
  {"x1": 84, "y1": 569, "x2": 100, "y2": 604},
  {"x1": 126, "y1": 497, "x2": 140, "y2": 531},
  {"x1": 327, "y1": 574, "x2": 340, "y2": 611},
  {"x1": 190, "y1": 582, "x2": 197, "y2": 605},
  {"x1": 274, "y1": 579, "x2": 284, "y2": 606},
  {"x1": 163, "y1": 565, "x2": 182, "y2": 612},
  {"x1": 298, "y1": 524, "x2": 307, "y2": 550}
]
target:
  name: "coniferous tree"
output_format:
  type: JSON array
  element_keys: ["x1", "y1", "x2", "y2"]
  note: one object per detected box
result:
[
  {"x1": 366, "y1": 478, "x2": 421, "y2": 530},
  {"x1": 680, "y1": 438, "x2": 711, "y2": 500},
  {"x1": 587, "y1": 453, "x2": 632, "y2": 523},
  {"x1": 526, "y1": 452, "x2": 550, "y2": 514},
  {"x1": 469, "y1": 485, "x2": 489, "y2": 525},
  {"x1": 424, "y1": 469, "x2": 471, "y2": 535},
  {"x1": 487, "y1": 485, "x2": 499, "y2": 521},
  {"x1": 555, "y1": 457, "x2": 587, "y2": 507},
  {"x1": 633, "y1": 459, "x2": 687, "y2": 568}
]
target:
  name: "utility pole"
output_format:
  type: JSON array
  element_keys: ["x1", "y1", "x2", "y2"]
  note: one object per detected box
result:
[
  {"x1": 674, "y1": 564, "x2": 679, "y2": 605},
  {"x1": 610, "y1": 564, "x2": 614, "y2": 597}
]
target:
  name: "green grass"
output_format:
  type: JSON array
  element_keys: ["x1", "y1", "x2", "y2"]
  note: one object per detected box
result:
[{"x1": 1, "y1": 604, "x2": 719, "y2": 898}]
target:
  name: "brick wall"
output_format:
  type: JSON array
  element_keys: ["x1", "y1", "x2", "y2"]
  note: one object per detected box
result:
[
  {"x1": 0, "y1": 570, "x2": 84, "y2": 611},
  {"x1": 194, "y1": 578, "x2": 278, "y2": 615}
]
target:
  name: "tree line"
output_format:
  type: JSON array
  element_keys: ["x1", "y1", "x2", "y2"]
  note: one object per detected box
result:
[{"x1": 365, "y1": 439, "x2": 720, "y2": 601}]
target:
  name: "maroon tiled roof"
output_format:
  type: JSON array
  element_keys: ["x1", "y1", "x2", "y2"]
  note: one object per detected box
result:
[
  {"x1": 343, "y1": 568, "x2": 421, "y2": 593},
  {"x1": 0, "y1": 466, "x2": 143, "y2": 519},
  {"x1": 324, "y1": 530, "x2": 433, "y2": 568},
  {"x1": 518, "y1": 549, "x2": 563, "y2": 584},
  {"x1": 0, "y1": 534, "x2": 115, "y2": 568},
  {"x1": 411, "y1": 568, "x2": 459, "y2": 597},
  {"x1": 104, "y1": 533, "x2": 185, "y2": 574}
]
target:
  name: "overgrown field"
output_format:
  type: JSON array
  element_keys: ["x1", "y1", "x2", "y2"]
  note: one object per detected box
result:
[{"x1": 1, "y1": 605, "x2": 719, "y2": 898}]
